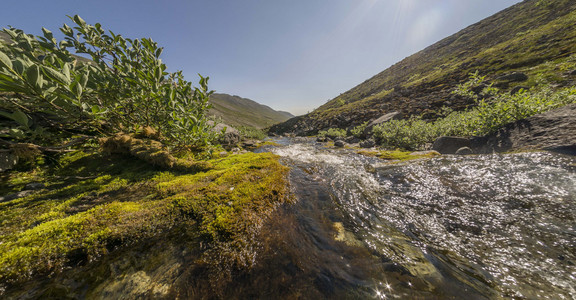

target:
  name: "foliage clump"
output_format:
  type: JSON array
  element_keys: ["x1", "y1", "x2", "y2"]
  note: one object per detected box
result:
[
  {"x1": 318, "y1": 128, "x2": 347, "y2": 140},
  {"x1": 237, "y1": 126, "x2": 267, "y2": 140},
  {"x1": 371, "y1": 72, "x2": 576, "y2": 150},
  {"x1": 0, "y1": 15, "x2": 219, "y2": 158}
]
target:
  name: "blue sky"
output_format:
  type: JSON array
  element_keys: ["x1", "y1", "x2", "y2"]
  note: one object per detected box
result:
[{"x1": 2, "y1": 0, "x2": 521, "y2": 115}]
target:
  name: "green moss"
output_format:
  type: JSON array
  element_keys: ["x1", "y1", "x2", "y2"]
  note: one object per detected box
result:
[
  {"x1": 357, "y1": 150, "x2": 440, "y2": 161},
  {"x1": 256, "y1": 140, "x2": 281, "y2": 147},
  {"x1": 0, "y1": 150, "x2": 290, "y2": 284}
]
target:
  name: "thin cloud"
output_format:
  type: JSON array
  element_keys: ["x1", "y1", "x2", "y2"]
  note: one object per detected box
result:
[{"x1": 408, "y1": 8, "x2": 445, "y2": 48}]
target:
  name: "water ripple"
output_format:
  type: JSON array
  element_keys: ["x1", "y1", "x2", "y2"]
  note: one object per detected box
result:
[{"x1": 273, "y1": 141, "x2": 576, "y2": 299}]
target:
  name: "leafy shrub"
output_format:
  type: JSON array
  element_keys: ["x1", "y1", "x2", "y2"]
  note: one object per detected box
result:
[
  {"x1": 237, "y1": 126, "x2": 267, "y2": 140},
  {"x1": 318, "y1": 128, "x2": 347, "y2": 140},
  {"x1": 372, "y1": 72, "x2": 576, "y2": 150},
  {"x1": 371, "y1": 117, "x2": 434, "y2": 150},
  {"x1": 0, "y1": 15, "x2": 217, "y2": 150},
  {"x1": 349, "y1": 121, "x2": 369, "y2": 138}
]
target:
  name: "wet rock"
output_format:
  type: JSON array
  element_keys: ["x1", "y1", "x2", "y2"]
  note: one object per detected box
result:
[
  {"x1": 345, "y1": 136, "x2": 360, "y2": 144},
  {"x1": 334, "y1": 140, "x2": 346, "y2": 148},
  {"x1": 364, "y1": 111, "x2": 402, "y2": 134},
  {"x1": 241, "y1": 140, "x2": 258, "y2": 149},
  {"x1": 24, "y1": 182, "x2": 45, "y2": 191},
  {"x1": 510, "y1": 86, "x2": 529, "y2": 95},
  {"x1": 333, "y1": 222, "x2": 363, "y2": 247},
  {"x1": 0, "y1": 152, "x2": 18, "y2": 172},
  {"x1": 497, "y1": 72, "x2": 528, "y2": 82},
  {"x1": 360, "y1": 139, "x2": 376, "y2": 148},
  {"x1": 455, "y1": 147, "x2": 474, "y2": 155},
  {"x1": 474, "y1": 103, "x2": 576, "y2": 154},
  {"x1": 432, "y1": 136, "x2": 472, "y2": 154},
  {"x1": 0, "y1": 190, "x2": 33, "y2": 203}
]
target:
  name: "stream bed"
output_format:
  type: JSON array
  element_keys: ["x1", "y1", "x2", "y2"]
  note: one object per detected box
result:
[
  {"x1": 3, "y1": 138, "x2": 575, "y2": 299},
  {"x1": 252, "y1": 138, "x2": 576, "y2": 299}
]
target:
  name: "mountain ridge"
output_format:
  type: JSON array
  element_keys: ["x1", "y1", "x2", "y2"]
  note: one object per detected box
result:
[
  {"x1": 209, "y1": 93, "x2": 293, "y2": 129},
  {"x1": 270, "y1": 0, "x2": 576, "y2": 135}
]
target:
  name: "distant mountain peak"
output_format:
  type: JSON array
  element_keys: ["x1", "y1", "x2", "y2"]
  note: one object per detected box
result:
[{"x1": 209, "y1": 93, "x2": 293, "y2": 129}]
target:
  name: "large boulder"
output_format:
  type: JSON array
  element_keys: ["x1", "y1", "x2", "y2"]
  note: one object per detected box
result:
[
  {"x1": 360, "y1": 139, "x2": 376, "y2": 148},
  {"x1": 0, "y1": 152, "x2": 18, "y2": 172},
  {"x1": 364, "y1": 111, "x2": 402, "y2": 135},
  {"x1": 473, "y1": 104, "x2": 576, "y2": 154},
  {"x1": 212, "y1": 123, "x2": 241, "y2": 146},
  {"x1": 334, "y1": 140, "x2": 346, "y2": 148},
  {"x1": 455, "y1": 147, "x2": 474, "y2": 155},
  {"x1": 432, "y1": 136, "x2": 472, "y2": 154}
]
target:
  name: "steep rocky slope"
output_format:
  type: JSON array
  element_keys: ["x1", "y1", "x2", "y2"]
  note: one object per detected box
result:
[{"x1": 271, "y1": 0, "x2": 576, "y2": 135}]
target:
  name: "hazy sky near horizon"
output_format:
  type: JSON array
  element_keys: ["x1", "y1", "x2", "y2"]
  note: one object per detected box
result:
[{"x1": 2, "y1": 0, "x2": 521, "y2": 115}]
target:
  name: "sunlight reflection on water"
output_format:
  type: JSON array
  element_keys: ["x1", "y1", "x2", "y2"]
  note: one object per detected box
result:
[{"x1": 272, "y1": 140, "x2": 576, "y2": 299}]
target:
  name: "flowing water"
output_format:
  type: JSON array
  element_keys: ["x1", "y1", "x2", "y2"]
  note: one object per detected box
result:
[
  {"x1": 251, "y1": 138, "x2": 576, "y2": 299},
  {"x1": 4, "y1": 138, "x2": 575, "y2": 299}
]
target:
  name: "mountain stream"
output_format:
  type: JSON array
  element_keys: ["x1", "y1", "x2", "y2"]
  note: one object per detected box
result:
[
  {"x1": 252, "y1": 138, "x2": 576, "y2": 299},
  {"x1": 4, "y1": 138, "x2": 575, "y2": 299}
]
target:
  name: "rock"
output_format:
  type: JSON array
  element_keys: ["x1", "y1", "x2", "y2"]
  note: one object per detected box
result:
[
  {"x1": 0, "y1": 152, "x2": 18, "y2": 172},
  {"x1": 510, "y1": 86, "x2": 529, "y2": 95},
  {"x1": 241, "y1": 140, "x2": 258, "y2": 149},
  {"x1": 345, "y1": 136, "x2": 360, "y2": 144},
  {"x1": 334, "y1": 140, "x2": 346, "y2": 148},
  {"x1": 24, "y1": 182, "x2": 45, "y2": 191},
  {"x1": 364, "y1": 112, "x2": 402, "y2": 134},
  {"x1": 497, "y1": 72, "x2": 528, "y2": 82},
  {"x1": 210, "y1": 122, "x2": 241, "y2": 146},
  {"x1": 0, "y1": 190, "x2": 33, "y2": 203},
  {"x1": 470, "y1": 83, "x2": 489, "y2": 95},
  {"x1": 473, "y1": 103, "x2": 576, "y2": 154},
  {"x1": 432, "y1": 136, "x2": 472, "y2": 154},
  {"x1": 316, "y1": 137, "x2": 328, "y2": 142},
  {"x1": 360, "y1": 139, "x2": 376, "y2": 148},
  {"x1": 455, "y1": 147, "x2": 474, "y2": 155}
]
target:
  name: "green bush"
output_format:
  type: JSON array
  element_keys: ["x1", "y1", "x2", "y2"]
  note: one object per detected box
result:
[
  {"x1": 0, "y1": 15, "x2": 218, "y2": 150},
  {"x1": 237, "y1": 126, "x2": 267, "y2": 140},
  {"x1": 349, "y1": 121, "x2": 369, "y2": 138},
  {"x1": 372, "y1": 72, "x2": 576, "y2": 150},
  {"x1": 318, "y1": 128, "x2": 347, "y2": 140}
]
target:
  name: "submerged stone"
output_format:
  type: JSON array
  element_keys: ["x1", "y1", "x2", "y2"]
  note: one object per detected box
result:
[
  {"x1": 334, "y1": 140, "x2": 346, "y2": 148},
  {"x1": 455, "y1": 147, "x2": 474, "y2": 155},
  {"x1": 432, "y1": 136, "x2": 472, "y2": 154}
]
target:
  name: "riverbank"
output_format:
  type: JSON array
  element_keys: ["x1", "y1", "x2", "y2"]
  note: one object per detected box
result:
[{"x1": 0, "y1": 147, "x2": 290, "y2": 297}]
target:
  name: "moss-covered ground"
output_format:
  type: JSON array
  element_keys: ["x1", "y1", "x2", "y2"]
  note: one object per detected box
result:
[
  {"x1": 0, "y1": 149, "x2": 290, "y2": 286},
  {"x1": 356, "y1": 149, "x2": 441, "y2": 161}
]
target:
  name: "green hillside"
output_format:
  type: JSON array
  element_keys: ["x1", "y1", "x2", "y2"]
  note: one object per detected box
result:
[
  {"x1": 271, "y1": 0, "x2": 576, "y2": 135},
  {"x1": 209, "y1": 93, "x2": 293, "y2": 129}
]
